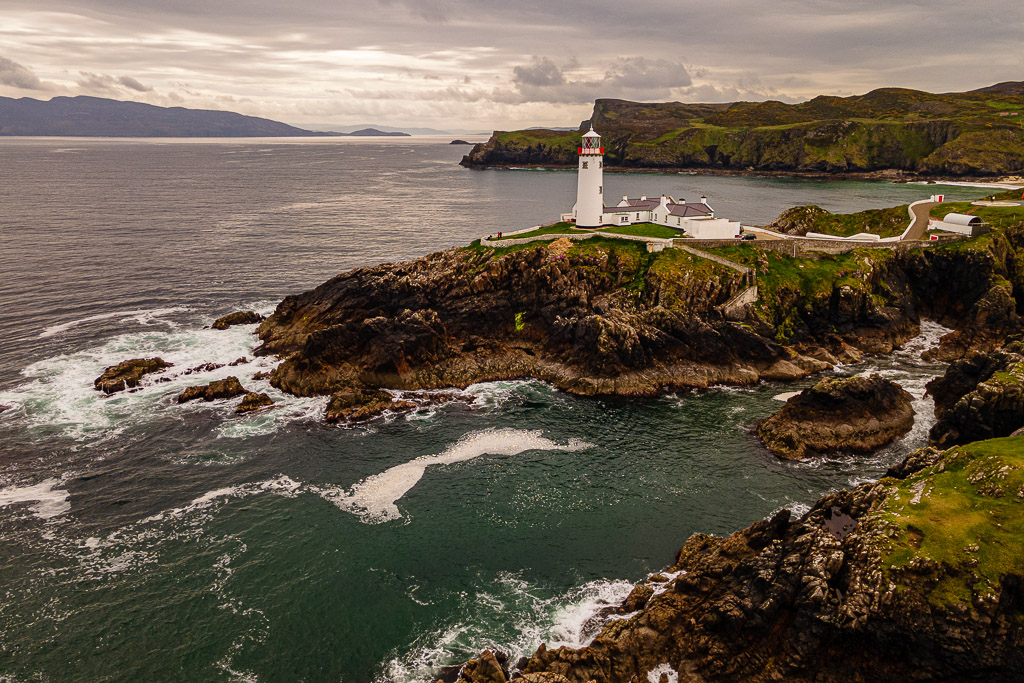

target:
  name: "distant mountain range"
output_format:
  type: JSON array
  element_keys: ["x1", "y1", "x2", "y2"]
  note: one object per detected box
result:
[
  {"x1": 0, "y1": 96, "x2": 328, "y2": 137},
  {"x1": 0, "y1": 96, "x2": 421, "y2": 138}
]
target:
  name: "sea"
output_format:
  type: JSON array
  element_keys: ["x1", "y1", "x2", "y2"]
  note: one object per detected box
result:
[{"x1": 0, "y1": 136, "x2": 990, "y2": 682}]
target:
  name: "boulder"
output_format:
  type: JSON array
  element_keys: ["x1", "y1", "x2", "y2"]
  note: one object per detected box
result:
[
  {"x1": 324, "y1": 387, "x2": 416, "y2": 423},
  {"x1": 453, "y1": 650, "x2": 509, "y2": 683},
  {"x1": 236, "y1": 392, "x2": 273, "y2": 414},
  {"x1": 212, "y1": 311, "x2": 264, "y2": 330},
  {"x1": 177, "y1": 376, "x2": 247, "y2": 403},
  {"x1": 94, "y1": 358, "x2": 173, "y2": 394},
  {"x1": 757, "y1": 374, "x2": 915, "y2": 460}
]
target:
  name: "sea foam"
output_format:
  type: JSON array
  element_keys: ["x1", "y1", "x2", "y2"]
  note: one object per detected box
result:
[
  {"x1": 316, "y1": 428, "x2": 593, "y2": 524},
  {"x1": 0, "y1": 478, "x2": 71, "y2": 520}
]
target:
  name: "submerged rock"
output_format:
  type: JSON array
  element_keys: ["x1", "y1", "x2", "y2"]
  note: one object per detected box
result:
[
  {"x1": 235, "y1": 392, "x2": 273, "y2": 414},
  {"x1": 212, "y1": 310, "x2": 264, "y2": 330},
  {"x1": 94, "y1": 358, "x2": 173, "y2": 394},
  {"x1": 185, "y1": 362, "x2": 224, "y2": 375},
  {"x1": 454, "y1": 437, "x2": 1024, "y2": 683},
  {"x1": 757, "y1": 374, "x2": 914, "y2": 460},
  {"x1": 177, "y1": 376, "x2": 247, "y2": 403}
]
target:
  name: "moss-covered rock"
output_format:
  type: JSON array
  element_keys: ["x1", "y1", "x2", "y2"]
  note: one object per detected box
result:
[
  {"x1": 460, "y1": 437, "x2": 1024, "y2": 683},
  {"x1": 928, "y1": 346, "x2": 1024, "y2": 447}
]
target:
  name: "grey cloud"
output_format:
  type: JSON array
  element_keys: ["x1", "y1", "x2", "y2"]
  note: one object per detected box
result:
[
  {"x1": 75, "y1": 72, "x2": 153, "y2": 95},
  {"x1": 0, "y1": 56, "x2": 48, "y2": 90},
  {"x1": 118, "y1": 75, "x2": 152, "y2": 92},
  {"x1": 513, "y1": 57, "x2": 564, "y2": 87},
  {"x1": 505, "y1": 56, "x2": 693, "y2": 104},
  {"x1": 0, "y1": 0, "x2": 1019, "y2": 129}
]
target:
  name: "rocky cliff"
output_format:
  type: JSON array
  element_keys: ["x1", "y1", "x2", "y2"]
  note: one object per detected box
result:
[
  {"x1": 462, "y1": 85, "x2": 1024, "y2": 176},
  {"x1": 452, "y1": 436, "x2": 1024, "y2": 682},
  {"x1": 927, "y1": 343, "x2": 1024, "y2": 447},
  {"x1": 254, "y1": 222, "x2": 1024, "y2": 418}
]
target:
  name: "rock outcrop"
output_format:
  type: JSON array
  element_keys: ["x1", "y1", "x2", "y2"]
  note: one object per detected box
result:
[
  {"x1": 236, "y1": 392, "x2": 273, "y2": 414},
  {"x1": 928, "y1": 344, "x2": 1024, "y2": 447},
  {"x1": 452, "y1": 437, "x2": 1024, "y2": 683},
  {"x1": 757, "y1": 375, "x2": 915, "y2": 459},
  {"x1": 177, "y1": 376, "x2": 247, "y2": 403},
  {"x1": 253, "y1": 225, "x2": 1024, "y2": 418},
  {"x1": 324, "y1": 388, "x2": 416, "y2": 423},
  {"x1": 212, "y1": 311, "x2": 264, "y2": 330},
  {"x1": 94, "y1": 358, "x2": 173, "y2": 394}
]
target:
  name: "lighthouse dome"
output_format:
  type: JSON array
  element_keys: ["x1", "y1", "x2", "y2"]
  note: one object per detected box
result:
[{"x1": 582, "y1": 127, "x2": 601, "y2": 138}]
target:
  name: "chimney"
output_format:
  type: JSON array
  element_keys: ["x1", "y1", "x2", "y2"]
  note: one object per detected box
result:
[
  {"x1": 641, "y1": 194, "x2": 647, "y2": 201},
  {"x1": 623, "y1": 194, "x2": 629, "y2": 203},
  {"x1": 700, "y1": 194, "x2": 708, "y2": 205}
]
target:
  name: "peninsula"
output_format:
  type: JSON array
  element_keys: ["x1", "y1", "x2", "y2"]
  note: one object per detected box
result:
[{"x1": 461, "y1": 81, "x2": 1024, "y2": 177}]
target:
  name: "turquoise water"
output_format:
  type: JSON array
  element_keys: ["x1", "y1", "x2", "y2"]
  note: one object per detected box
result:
[{"x1": 0, "y1": 138, "x2": 985, "y2": 681}]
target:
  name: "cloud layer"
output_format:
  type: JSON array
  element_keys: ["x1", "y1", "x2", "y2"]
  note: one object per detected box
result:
[{"x1": 0, "y1": 0, "x2": 1020, "y2": 129}]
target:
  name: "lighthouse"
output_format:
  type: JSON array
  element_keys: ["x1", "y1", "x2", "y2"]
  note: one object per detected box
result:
[{"x1": 574, "y1": 126, "x2": 604, "y2": 228}]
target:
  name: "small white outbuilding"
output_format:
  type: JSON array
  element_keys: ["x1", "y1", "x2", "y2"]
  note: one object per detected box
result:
[{"x1": 929, "y1": 212, "x2": 989, "y2": 236}]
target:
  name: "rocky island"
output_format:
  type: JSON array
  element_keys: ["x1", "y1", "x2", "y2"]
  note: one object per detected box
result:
[{"x1": 757, "y1": 375, "x2": 915, "y2": 460}]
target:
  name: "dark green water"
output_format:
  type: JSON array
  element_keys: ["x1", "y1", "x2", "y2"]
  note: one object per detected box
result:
[{"x1": 0, "y1": 137, "x2": 988, "y2": 681}]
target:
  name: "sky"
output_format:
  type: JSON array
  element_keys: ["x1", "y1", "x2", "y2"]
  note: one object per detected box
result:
[{"x1": 0, "y1": 0, "x2": 1021, "y2": 131}]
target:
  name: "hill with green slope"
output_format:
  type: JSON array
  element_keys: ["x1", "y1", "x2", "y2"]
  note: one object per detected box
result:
[{"x1": 462, "y1": 82, "x2": 1024, "y2": 176}]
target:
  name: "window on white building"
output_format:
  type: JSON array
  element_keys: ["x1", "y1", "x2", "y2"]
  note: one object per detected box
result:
[
  {"x1": 598, "y1": 186, "x2": 603, "y2": 194},
  {"x1": 582, "y1": 161, "x2": 588, "y2": 169}
]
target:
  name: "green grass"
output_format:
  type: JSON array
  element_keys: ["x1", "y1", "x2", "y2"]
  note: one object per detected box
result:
[
  {"x1": 702, "y1": 245, "x2": 894, "y2": 341},
  {"x1": 930, "y1": 202, "x2": 1024, "y2": 230},
  {"x1": 488, "y1": 221, "x2": 684, "y2": 244},
  {"x1": 875, "y1": 437, "x2": 1024, "y2": 607},
  {"x1": 773, "y1": 204, "x2": 911, "y2": 238},
  {"x1": 597, "y1": 223, "x2": 681, "y2": 239},
  {"x1": 490, "y1": 222, "x2": 583, "y2": 240}
]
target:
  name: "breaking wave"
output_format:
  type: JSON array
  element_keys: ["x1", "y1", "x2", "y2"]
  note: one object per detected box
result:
[{"x1": 313, "y1": 428, "x2": 594, "y2": 524}]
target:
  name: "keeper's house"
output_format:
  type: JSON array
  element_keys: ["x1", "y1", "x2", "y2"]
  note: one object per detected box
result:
[{"x1": 563, "y1": 127, "x2": 742, "y2": 239}]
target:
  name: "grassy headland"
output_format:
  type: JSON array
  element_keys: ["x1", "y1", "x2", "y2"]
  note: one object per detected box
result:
[{"x1": 463, "y1": 83, "x2": 1024, "y2": 176}]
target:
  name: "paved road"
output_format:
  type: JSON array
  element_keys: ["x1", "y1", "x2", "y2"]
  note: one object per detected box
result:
[{"x1": 904, "y1": 201, "x2": 940, "y2": 241}]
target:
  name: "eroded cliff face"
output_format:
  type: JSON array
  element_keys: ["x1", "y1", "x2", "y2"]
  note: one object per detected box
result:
[
  {"x1": 453, "y1": 439, "x2": 1024, "y2": 683},
  {"x1": 254, "y1": 232, "x2": 1024, "y2": 415}
]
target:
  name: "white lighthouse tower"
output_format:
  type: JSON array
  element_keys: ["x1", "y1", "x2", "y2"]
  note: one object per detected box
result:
[{"x1": 573, "y1": 126, "x2": 604, "y2": 228}]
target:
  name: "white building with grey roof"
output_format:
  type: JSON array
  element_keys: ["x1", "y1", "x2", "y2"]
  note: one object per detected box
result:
[{"x1": 567, "y1": 127, "x2": 741, "y2": 239}]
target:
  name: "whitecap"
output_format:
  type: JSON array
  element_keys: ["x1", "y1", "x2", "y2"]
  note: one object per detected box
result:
[
  {"x1": 377, "y1": 573, "x2": 632, "y2": 683},
  {"x1": 39, "y1": 306, "x2": 193, "y2": 338},
  {"x1": 0, "y1": 478, "x2": 71, "y2": 520},
  {"x1": 316, "y1": 428, "x2": 593, "y2": 524},
  {"x1": 647, "y1": 663, "x2": 679, "y2": 683}
]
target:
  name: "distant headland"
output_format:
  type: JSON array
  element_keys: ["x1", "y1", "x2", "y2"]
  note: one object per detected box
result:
[
  {"x1": 0, "y1": 96, "x2": 413, "y2": 138},
  {"x1": 462, "y1": 80, "x2": 1024, "y2": 178}
]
